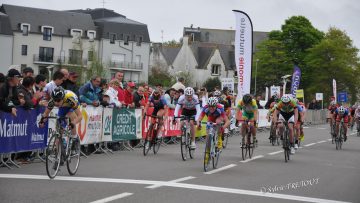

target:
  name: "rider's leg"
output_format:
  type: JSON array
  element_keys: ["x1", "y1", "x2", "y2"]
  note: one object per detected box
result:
[
  {"x1": 156, "y1": 109, "x2": 165, "y2": 137},
  {"x1": 216, "y1": 117, "x2": 224, "y2": 149}
]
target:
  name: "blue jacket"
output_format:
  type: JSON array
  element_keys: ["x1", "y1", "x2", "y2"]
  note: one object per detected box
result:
[{"x1": 79, "y1": 81, "x2": 101, "y2": 104}]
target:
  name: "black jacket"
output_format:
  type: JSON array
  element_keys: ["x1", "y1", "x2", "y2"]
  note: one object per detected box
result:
[
  {"x1": 133, "y1": 91, "x2": 144, "y2": 108},
  {"x1": 17, "y1": 85, "x2": 35, "y2": 110},
  {"x1": 0, "y1": 81, "x2": 20, "y2": 112},
  {"x1": 61, "y1": 79, "x2": 79, "y2": 96}
]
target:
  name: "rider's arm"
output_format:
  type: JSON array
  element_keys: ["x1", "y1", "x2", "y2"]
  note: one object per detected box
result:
[
  {"x1": 174, "y1": 103, "x2": 181, "y2": 118},
  {"x1": 294, "y1": 108, "x2": 299, "y2": 123},
  {"x1": 197, "y1": 112, "x2": 205, "y2": 127},
  {"x1": 195, "y1": 103, "x2": 201, "y2": 121},
  {"x1": 164, "y1": 105, "x2": 169, "y2": 118},
  {"x1": 72, "y1": 108, "x2": 83, "y2": 125},
  {"x1": 273, "y1": 109, "x2": 279, "y2": 123},
  {"x1": 223, "y1": 114, "x2": 231, "y2": 129}
]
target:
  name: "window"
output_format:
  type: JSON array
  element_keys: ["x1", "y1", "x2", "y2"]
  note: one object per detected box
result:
[
  {"x1": 205, "y1": 32, "x2": 209, "y2": 42},
  {"x1": 124, "y1": 35, "x2": 130, "y2": 45},
  {"x1": 69, "y1": 49, "x2": 83, "y2": 64},
  {"x1": 135, "y1": 55, "x2": 141, "y2": 68},
  {"x1": 43, "y1": 27, "x2": 52, "y2": 41},
  {"x1": 22, "y1": 25, "x2": 29, "y2": 36},
  {"x1": 88, "y1": 51, "x2": 93, "y2": 61},
  {"x1": 137, "y1": 36, "x2": 143, "y2": 46},
  {"x1": 39, "y1": 47, "x2": 54, "y2": 62},
  {"x1": 87, "y1": 30, "x2": 96, "y2": 42},
  {"x1": 21, "y1": 45, "x2": 27, "y2": 56},
  {"x1": 211, "y1": 64, "x2": 221, "y2": 75},
  {"x1": 110, "y1": 33, "x2": 116, "y2": 44},
  {"x1": 72, "y1": 30, "x2": 81, "y2": 44}
]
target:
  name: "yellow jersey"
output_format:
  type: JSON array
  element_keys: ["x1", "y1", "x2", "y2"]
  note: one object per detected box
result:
[{"x1": 48, "y1": 90, "x2": 80, "y2": 110}]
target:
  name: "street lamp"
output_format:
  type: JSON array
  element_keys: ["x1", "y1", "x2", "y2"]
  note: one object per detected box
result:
[
  {"x1": 281, "y1": 74, "x2": 292, "y2": 95},
  {"x1": 254, "y1": 59, "x2": 259, "y2": 95}
]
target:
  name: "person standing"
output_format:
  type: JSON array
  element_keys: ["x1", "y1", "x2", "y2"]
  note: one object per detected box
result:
[
  {"x1": 79, "y1": 76, "x2": 101, "y2": 107},
  {"x1": 172, "y1": 77, "x2": 186, "y2": 91},
  {"x1": 0, "y1": 69, "x2": 22, "y2": 116}
]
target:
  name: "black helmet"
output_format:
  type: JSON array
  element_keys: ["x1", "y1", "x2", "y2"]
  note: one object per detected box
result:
[
  {"x1": 242, "y1": 94, "x2": 252, "y2": 104},
  {"x1": 272, "y1": 94, "x2": 279, "y2": 102},
  {"x1": 52, "y1": 86, "x2": 65, "y2": 101}
]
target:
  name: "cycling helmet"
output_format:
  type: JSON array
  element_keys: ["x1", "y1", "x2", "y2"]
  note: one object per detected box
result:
[
  {"x1": 281, "y1": 95, "x2": 291, "y2": 103},
  {"x1": 242, "y1": 94, "x2": 252, "y2": 104},
  {"x1": 213, "y1": 90, "x2": 222, "y2": 97},
  {"x1": 52, "y1": 87, "x2": 65, "y2": 101},
  {"x1": 338, "y1": 106, "x2": 345, "y2": 114},
  {"x1": 184, "y1": 87, "x2": 194, "y2": 96},
  {"x1": 207, "y1": 97, "x2": 218, "y2": 107}
]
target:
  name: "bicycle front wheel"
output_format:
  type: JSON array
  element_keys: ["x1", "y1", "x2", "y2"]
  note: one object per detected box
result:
[
  {"x1": 222, "y1": 133, "x2": 229, "y2": 149},
  {"x1": 67, "y1": 136, "x2": 81, "y2": 175},
  {"x1": 203, "y1": 136, "x2": 211, "y2": 172},
  {"x1": 46, "y1": 134, "x2": 62, "y2": 179},
  {"x1": 283, "y1": 131, "x2": 290, "y2": 162},
  {"x1": 143, "y1": 126, "x2": 153, "y2": 156},
  {"x1": 181, "y1": 132, "x2": 188, "y2": 161},
  {"x1": 153, "y1": 134, "x2": 161, "y2": 154},
  {"x1": 188, "y1": 133, "x2": 195, "y2": 159}
]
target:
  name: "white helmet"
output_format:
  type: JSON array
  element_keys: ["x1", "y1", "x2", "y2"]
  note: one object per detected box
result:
[
  {"x1": 184, "y1": 87, "x2": 194, "y2": 96},
  {"x1": 281, "y1": 95, "x2": 291, "y2": 103},
  {"x1": 213, "y1": 90, "x2": 222, "y2": 97},
  {"x1": 338, "y1": 106, "x2": 345, "y2": 114},
  {"x1": 207, "y1": 97, "x2": 218, "y2": 106}
]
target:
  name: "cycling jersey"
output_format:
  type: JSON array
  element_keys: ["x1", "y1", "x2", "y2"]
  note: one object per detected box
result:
[
  {"x1": 174, "y1": 95, "x2": 201, "y2": 120},
  {"x1": 218, "y1": 96, "x2": 231, "y2": 109},
  {"x1": 200, "y1": 104, "x2": 226, "y2": 123},
  {"x1": 237, "y1": 99, "x2": 258, "y2": 113},
  {"x1": 328, "y1": 105, "x2": 338, "y2": 113},
  {"x1": 355, "y1": 109, "x2": 360, "y2": 118},
  {"x1": 276, "y1": 99, "x2": 297, "y2": 113},
  {"x1": 149, "y1": 96, "x2": 167, "y2": 116},
  {"x1": 176, "y1": 95, "x2": 199, "y2": 110},
  {"x1": 47, "y1": 90, "x2": 79, "y2": 111},
  {"x1": 335, "y1": 107, "x2": 350, "y2": 123}
]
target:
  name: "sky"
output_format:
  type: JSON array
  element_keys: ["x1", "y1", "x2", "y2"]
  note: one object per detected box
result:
[{"x1": 1, "y1": 0, "x2": 359, "y2": 50}]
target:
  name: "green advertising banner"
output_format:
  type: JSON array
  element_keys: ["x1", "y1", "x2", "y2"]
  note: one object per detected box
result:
[{"x1": 112, "y1": 108, "x2": 137, "y2": 141}]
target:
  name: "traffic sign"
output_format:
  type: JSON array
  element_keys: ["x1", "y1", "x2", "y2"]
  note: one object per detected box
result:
[
  {"x1": 338, "y1": 92, "x2": 347, "y2": 102},
  {"x1": 296, "y1": 89, "x2": 304, "y2": 98},
  {"x1": 316, "y1": 93, "x2": 323, "y2": 100}
]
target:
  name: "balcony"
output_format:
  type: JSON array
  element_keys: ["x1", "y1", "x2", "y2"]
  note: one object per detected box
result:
[
  {"x1": 109, "y1": 61, "x2": 143, "y2": 71},
  {"x1": 33, "y1": 55, "x2": 87, "y2": 66},
  {"x1": 33, "y1": 54, "x2": 58, "y2": 65}
]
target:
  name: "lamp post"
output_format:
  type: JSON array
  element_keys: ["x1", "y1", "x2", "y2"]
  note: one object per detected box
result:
[
  {"x1": 281, "y1": 74, "x2": 292, "y2": 95},
  {"x1": 254, "y1": 59, "x2": 259, "y2": 95}
]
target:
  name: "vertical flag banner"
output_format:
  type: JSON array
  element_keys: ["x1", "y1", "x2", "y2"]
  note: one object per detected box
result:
[
  {"x1": 333, "y1": 79, "x2": 337, "y2": 102},
  {"x1": 233, "y1": 10, "x2": 253, "y2": 102},
  {"x1": 290, "y1": 66, "x2": 301, "y2": 97}
]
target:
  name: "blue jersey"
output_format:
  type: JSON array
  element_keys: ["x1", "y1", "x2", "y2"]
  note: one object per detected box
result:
[
  {"x1": 150, "y1": 96, "x2": 167, "y2": 110},
  {"x1": 335, "y1": 108, "x2": 349, "y2": 116}
]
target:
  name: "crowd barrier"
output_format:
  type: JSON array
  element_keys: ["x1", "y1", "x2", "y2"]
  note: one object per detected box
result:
[{"x1": 0, "y1": 107, "x2": 328, "y2": 155}]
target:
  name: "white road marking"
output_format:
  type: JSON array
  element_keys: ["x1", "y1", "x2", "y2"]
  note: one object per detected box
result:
[
  {"x1": 204, "y1": 164, "x2": 237, "y2": 175},
  {"x1": 303, "y1": 127, "x2": 310, "y2": 129},
  {"x1": 304, "y1": 143, "x2": 316, "y2": 147},
  {"x1": 0, "y1": 174, "x2": 350, "y2": 203},
  {"x1": 299, "y1": 147, "x2": 304, "y2": 149},
  {"x1": 328, "y1": 139, "x2": 333, "y2": 141},
  {"x1": 317, "y1": 128, "x2": 327, "y2": 130},
  {"x1": 146, "y1": 176, "x2": 195, "y2": 189},
  {"x1": 89, "y1": 192, "x2": 133, "y2": 203},
  {"x1": 317, "y1": 140, "x2": 327, "y2": 144},
  {"x1": 350, "y1": 132, "x2": 357, "y2": 135},
  {"x1": 240, "y1": 155, "x2": 264, "y2": 163},
  {"x1": 268, "y1": 150, "x2": 283, "y2": 155}
]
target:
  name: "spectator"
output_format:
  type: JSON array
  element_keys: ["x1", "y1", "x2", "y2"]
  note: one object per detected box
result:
[
  {"x1": 171, "y1": 77, "x2": 186, "y2": 91},
  {"x1": 198, "y1": 87, "x2": 208, "y2": 107},
  {"x1": 0, "y1": 69, "x2": 21, "y2": 116},
  {"x1": 163, "y1": 88, "x2": 176, "y2": 109},
  {"x1": 173, "y1": 88, "x2": 184, "y2": 105},
  {"x1": 17, "y1": 76, "x2": 38, "y2": 109},
  {"x1": 133, "y1": 86, "x2": 145, "y2": 108},
  {"x1": 34, "y1": 74, "x2": 47, "y2": 91},
  {"x1": 99, "y1": 78, "x2": 108, "y2": 105},
  {"x1": 143, "y1": 84, "x2": 150, "y2": 104},
  {"x1": 0, "y1": 73, "x2": 5, "y2": 88},
  {"x1": 123, "y1": 81, "x2": 135, "y2": 108},
  {"x1": 43, "y1": 70, "x2": 65, "y2": 100},
  {"x1": 22, "y1": 67, "x2": 34, "y2": 78},
  {"x1": 308, "y1": 99, "x2": 317, "y2": 110},
  {"x1": 60, "y1": 68, "x2": 69, "y2": 81},
  {"x1": 156, "y1": 83, "x2": 164, "y2": 95},
  {"x1": 256, "y1": 95, "x2": 264, "y2": 109},
  {"x1": 79, "y1": 76, "x2": 101, "y2": 107},
  {"x1": 62, "y1": 71, "x2": 79, "y2": 95},
  {"x1": 114, "y1": 71, "x2": 124, "y2": 88},
  {"x1": 103, "y1": 79, "x2": 121, "y2": 108}
]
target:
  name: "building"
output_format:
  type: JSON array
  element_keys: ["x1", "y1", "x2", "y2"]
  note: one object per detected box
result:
[
  {"x1": 0, "y1": 4, "x2": 98, "y2": 77},
  {"x1": 71, "y1": 8, "x2": 151, "y2": 83},
  {"x1": 0, "y1": 11, "x2": 13, "y2": 74}
]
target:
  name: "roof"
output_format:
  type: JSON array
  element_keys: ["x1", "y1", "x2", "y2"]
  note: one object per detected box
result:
[
  {"x1": 68, "y1": 8, "x2": 125, "y2": 19},
  {"x1": 0, "y1": 12, "x2": 13, "y2": 35},
  {"x1": 1, "y1": 4, "x2": 96, "y2": 37},
  {"x1": 160, "y1": 46, "x2": 181, "y2": 65}
]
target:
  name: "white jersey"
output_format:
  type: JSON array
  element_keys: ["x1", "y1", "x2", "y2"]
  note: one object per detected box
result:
[
  {"x1": 177, "y1": 95, "x2": 199, "y2": 110},
  {"x1": 355, "y1": 109, "x2": 360, "y2": 118}
]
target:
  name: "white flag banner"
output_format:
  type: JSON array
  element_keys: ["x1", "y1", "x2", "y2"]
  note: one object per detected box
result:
[
  {"x1": 233, "y1": 10, "x2": 253, "y2": 102},
  {"x1": 333, "y1": 79, "x2": 337, "y2": 102}
]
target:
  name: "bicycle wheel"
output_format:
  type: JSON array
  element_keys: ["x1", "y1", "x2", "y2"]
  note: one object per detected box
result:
[
  {"x1": 143, "y1": 125, "x2": 153, "y2": 156},
  {"x1": 203, "y1": 135, "x2": 212, "y2": 172},
  {"x1": 222, "y1": 133, "x2": 229, "y2": 149},
  {"x1": 180, "y1": 131, "x2": 188, "y2": 161},
  {"x1": 67, "y1": 136, "x2": 81, "y2": 175},
  {"x1": 212, "y1": 136, "x2": 220, "y2": 169},
  {"x1": 153, "y1": 135, "x2": 161, "y2": 154},
  {"x1": 188, "y1": 133, "x2": 195, "y2": 159},
  {"x1": 46, "y1": 134, "x2": 62, "y2": 179},
  {"x1": 241, "y1": 137, "x2": 247, "y2": 160},
  {"x1": 283, "y1": 130, "x2": 290, "y2": 162}
]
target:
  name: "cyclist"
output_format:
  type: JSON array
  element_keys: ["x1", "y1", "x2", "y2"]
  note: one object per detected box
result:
[
  {"x1": 354, "y1": 105, "x2": 360, "y2": 132},
  {"x1": 236, "y1": 94, "x2": 258, "y2": 145},
  {"x1": 143, "y1": 90, "x2": 168, "y2": 138},
  {"x1": 327, "y1": 101, "x2": 338, "y2": 131},
  {"x1": 39, "y1": 87, "x2": 82, "y2": 156},
  {"x1": 349, "y1": 104, "x2": 357, "y2": 130},
  {"x1": 294, "y1": 99, "x2": 306, "y2": 149},
  {"x1": 273, "y1": 95, "x2": 298, "y2": 154},
  {"x1": 334, "y1": 106, "x2": 350, "y2": 142},
  {"x1": 267, "y1": 95, "x2": 279, "y2": 140},
  {"x1": 174, "y1": 87, "x2": 201, "y2": 149},
  {"x1": 197, "y1": 97, "x2": 230, "y2": 150}
]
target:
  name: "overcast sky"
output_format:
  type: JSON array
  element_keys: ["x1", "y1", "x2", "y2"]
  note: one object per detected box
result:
[{"x1": 2, "y1": 0, "x2": 359, "y2": 50}]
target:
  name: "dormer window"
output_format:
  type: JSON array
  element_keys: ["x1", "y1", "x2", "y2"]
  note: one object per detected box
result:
[
  {"x1": 87, "y1": 30, "x2": 96, "y2": 42},
  {"x1": 124, "y1": 35, "x2": 130, "y2": 45},
  {"x1": 137, "y1": 36, "x2": 143, "y2": 46},
  {"x1": 20, "y1": 23, "x2": 30, "y2": 36},
  {"x1": 71, "y1": 29, "x2": 83, "y2": 43},
  {"x1": 41, "y1": 26, "x2": 54, "y2": 41},
  {"x1": 110, "y1": 33, "x2": 116, "y2": 44}
]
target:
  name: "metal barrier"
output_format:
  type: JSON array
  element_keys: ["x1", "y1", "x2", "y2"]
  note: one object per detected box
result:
[{"x1": 304, "y1": 110, "x2": 327, "y2": 125}]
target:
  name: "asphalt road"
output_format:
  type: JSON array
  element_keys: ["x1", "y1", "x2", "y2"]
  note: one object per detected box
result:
[{"x1": 1, "y1": 124, "x2": 359, "y2": 203}]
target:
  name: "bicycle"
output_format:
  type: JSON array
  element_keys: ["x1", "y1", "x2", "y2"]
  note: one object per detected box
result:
[
  {"x1": 45, "y1": 116, "x2": 81, "y2": 179},
  {"x1": 203, "y1": 122, "x2": 222, "y2": 172},
  {"x1": 143, "y1": 114, "x2": 163, "y2": 156},
  {"x1": 335, "y1": 119, "x2": 346, "y2": 150},
  {"x1": 328, "y1": 118, "x2": 336, "y2": 144},
  {"x1": 241, "y1": 120, "x2": 255, "y2": 160},
  {"x1": 269, "y1": 121, "x2": 280, "y2": 146},
  {"x1": 174, "y1": 116, "x2": 195, "y2": 161},
  {"x1": 279, "y1": 120, "x2": 291, "y2": 162}
]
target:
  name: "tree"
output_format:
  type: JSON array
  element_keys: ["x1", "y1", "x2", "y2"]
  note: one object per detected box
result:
[
  {"x1": 305, "y1": 27, "x2": 360, "y2": 103},
  {"x1": 163, "y1": 39, "x2": 181, "y2": 47},
  {"x1": 203, "y1": 77, "x2": 221, "y2": 92},
  {"x1": 148, "y1": 66, "x2": 173, "y2": 87},
  {"x1": 87, "y1": 45, "x2": 107, "y2": 81}
]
